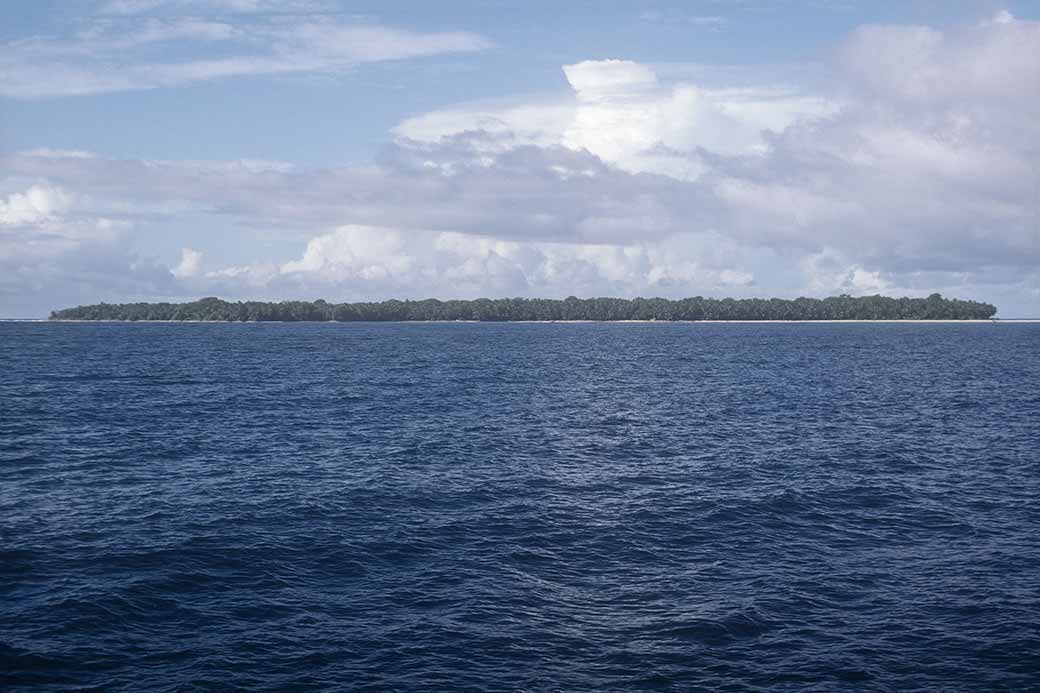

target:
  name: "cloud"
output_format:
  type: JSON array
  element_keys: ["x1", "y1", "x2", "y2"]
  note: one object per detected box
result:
[
  {"x1": 97, "y1": 0, "x2": 334, "y2": 15},
  {"x1": 3, "y1": 12, "x2": 1040, "y2": 316},
  {"x1": 0, "y1": 183, "x2": 127, "y2": 260},
  {"x1": 0, "y1": 182, "x2": 170, "y2": 317},
  {"x1": 0, "y1": 11, "x2": 490, "y2": 99},
  {"x1": 563, "y1": 59, "x2": 659, "y2": 95},
  {"x1": 202, "y1": 224, "x2": 772, "y2": 301},
  {"x1": 409, "y1": 16, "x2": 1040, "y2": 294},
  {"x1": 639, "y1": 11, "x2": 727, "y2": 30},
  {"x1": 1, "y1": 140, "x2": 716, "y2": 245},
  {"x1": 990, "y1": 10, "x2": 1015, "y2": 25},
  {"x1": 0, "y1": 184, "x2": 74, "y2": 226},
  {"x1": 838, "y1": 12, "x2": 1040, "y2": 105},
  {"x1": 395, "y1": 59, "x2": 837, "y2": 179},
  {"x1": 172, "y1": 247, "x2": 203, "y2": 277}
]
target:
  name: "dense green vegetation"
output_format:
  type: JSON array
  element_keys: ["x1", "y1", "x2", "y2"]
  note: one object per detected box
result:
[{"x1": 50, "y1": 294, "x2": 997, "y2": 321}]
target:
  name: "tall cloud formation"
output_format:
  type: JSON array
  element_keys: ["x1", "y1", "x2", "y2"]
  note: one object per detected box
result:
[
  {"x1": 395, "y1": 59, "x2": 837, "y2": 179},
  {"x1": 2, "y1": 11, "x2": 1039, "y2": 316}
]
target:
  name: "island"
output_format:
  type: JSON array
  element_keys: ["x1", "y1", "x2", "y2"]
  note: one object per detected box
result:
[{"x1": 49, "y1": 294, "x2": 997, "y2": 322}]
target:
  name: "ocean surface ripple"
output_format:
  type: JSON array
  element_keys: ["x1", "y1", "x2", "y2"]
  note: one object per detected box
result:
[{"x1": 2, "y1": 322, "x2": 1039, "y2": 691}]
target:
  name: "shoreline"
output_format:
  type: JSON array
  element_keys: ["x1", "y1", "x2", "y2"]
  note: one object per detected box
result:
[{"x1": 18, "y1": 318, "x2": 1040, "y2": 324}]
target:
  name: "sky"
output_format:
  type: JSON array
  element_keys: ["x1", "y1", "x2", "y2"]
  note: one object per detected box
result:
[{"x1": 2, "y1": 0, "x2": 1039, "y2": 317}]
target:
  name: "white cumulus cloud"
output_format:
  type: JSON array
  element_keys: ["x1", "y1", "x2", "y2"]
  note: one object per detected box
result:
[
  {"x1": 208, "y1": 224, "x2": 774, "y2": 301},
  {"x1": 0, "y1": 184, "x2": 74, "y2": 226},
  {"x1": 172, "y1": 247, "x2": 203, "y2": 278}
]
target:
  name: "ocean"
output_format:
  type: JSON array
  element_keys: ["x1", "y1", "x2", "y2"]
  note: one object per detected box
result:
[{"x1": 2, "y1": 322, "x2": 1038, "y2": 691}]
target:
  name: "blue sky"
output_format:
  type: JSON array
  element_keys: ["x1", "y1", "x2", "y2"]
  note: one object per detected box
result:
[
  {"x1": 4, "y1": 0, "x2": 1032, "y2": 164},
  {"x1": 2, "y1": 0, "x2": 1040, "y2": 316}
]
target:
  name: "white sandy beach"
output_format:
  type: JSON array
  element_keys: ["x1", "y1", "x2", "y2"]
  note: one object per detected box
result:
[{"x1": 32, "y1": 318, "x2": 1040, "y2": 324}]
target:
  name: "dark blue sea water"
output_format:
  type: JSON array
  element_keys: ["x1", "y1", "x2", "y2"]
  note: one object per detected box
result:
[{"x1": 2, "y1": 322, "x2": 1039, "y2": 692}]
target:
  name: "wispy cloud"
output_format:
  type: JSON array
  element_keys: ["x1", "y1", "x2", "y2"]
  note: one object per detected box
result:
[
  {"x1": 639, "y1": 10, "x2": 728, "y2": 30},
  {"x1": 0, "y1": 9, "x2": 491, "y2": 99},
  {"x1": 96, "y1": 0, "x2": 335, "y2": 15}
]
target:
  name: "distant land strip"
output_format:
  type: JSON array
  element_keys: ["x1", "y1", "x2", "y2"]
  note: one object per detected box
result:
[{"x1": 50, "y1": 294, "x2": 997, "y2": 321}]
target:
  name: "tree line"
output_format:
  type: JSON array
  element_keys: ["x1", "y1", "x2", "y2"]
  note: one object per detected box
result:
[{"x1": 50, "y1": 294, "x2": 998, "y2": 321}]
